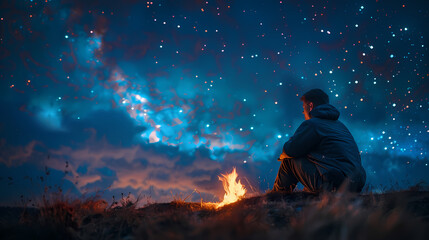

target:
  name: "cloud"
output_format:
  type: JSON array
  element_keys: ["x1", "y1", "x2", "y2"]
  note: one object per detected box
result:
[
  {"x1": 0, "y1": 139, "x2": 44, "y2": 167},
  {"x1": 1, "y1": 129, "x2": 428, "y2": 206},
  {"x1": 361, "y1": 152, "x2": 428, "y2": 191},
  {"x1": 46, "y1": 138, "x2": 226, "y2": 199},
  {"x1": 27, "y1": 97, "x2": 66, "y2": 132}
]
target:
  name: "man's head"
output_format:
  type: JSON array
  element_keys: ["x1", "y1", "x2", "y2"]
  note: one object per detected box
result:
[{"x1": 300, "y1": 89, "x2": 329, "y2": 120}]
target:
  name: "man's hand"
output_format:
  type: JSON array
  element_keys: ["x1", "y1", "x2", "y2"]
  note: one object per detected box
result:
[{"x1": 277, "y1": 151, "x2": 293, "y2": 161}]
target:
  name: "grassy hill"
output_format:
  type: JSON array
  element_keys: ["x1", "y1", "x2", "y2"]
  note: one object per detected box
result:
[{"x1": 1, "y1": 190, "x2": 429, "y2": 239}]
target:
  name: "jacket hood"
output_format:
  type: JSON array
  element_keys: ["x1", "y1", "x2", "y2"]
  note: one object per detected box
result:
[{"x1": 310, "y1": 104, "x2": 340, "y2": 120}]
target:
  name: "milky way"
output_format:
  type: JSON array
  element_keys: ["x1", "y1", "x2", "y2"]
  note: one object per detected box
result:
[{"x1": 0, "y1": 0, "x2": 428, "y2": 205}]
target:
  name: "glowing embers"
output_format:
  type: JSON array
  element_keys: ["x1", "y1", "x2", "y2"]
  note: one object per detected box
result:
[{"x1": 214, "y1": 167, "x2": 247, "y2": 208}]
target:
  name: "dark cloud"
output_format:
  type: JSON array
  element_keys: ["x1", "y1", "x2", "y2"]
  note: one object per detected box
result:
[{"x1": 1, "y1": 132, "x2": 427, "y2": 206}]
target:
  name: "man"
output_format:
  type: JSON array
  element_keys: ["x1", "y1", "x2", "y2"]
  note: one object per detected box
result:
[{"x1": 273, "y1": 89, "x2": 366, "y2": 193}]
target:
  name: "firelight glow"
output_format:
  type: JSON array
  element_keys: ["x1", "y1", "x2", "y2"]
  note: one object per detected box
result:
[{"x1": 215, "y1": 167, "x2": 247, "y2": 208}]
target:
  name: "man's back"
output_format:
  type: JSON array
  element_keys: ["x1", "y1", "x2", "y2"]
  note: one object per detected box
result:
[{"x1": 283, "y1": 104, "x2": 366, "y2": 184}]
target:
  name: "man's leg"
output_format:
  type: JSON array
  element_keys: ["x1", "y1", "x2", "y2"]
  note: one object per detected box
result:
[
  {"x1": 272, "y1": 159, "x2": 299, "y2": 192},
  {"x1": 273, "y1": 157, "x2": 324, "y2": 193}
]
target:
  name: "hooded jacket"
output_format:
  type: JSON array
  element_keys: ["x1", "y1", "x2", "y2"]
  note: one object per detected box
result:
[{"x1": 283, "y1": 104, "x2": 366, "y2": 184}]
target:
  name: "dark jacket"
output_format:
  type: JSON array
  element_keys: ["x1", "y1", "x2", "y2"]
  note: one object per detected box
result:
[{"x1": 283, "y1": 104, "x2": 366, "y2": 187}]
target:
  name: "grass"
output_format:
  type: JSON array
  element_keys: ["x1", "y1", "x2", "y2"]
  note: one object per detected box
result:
[
  {"x1": 2, "y1": 162, "x2": 428, "y2": 239},
  {"x1": 1, "y1": 188, "x2": 429, "y2": 240}
]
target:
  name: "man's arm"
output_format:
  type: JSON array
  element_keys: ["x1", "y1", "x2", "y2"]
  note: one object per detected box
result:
[{"x1": 282, "y1": 120, "x2": 319, "y2": 158}]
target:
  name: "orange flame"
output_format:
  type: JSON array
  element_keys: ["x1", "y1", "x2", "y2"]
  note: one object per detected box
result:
[{"x1": 215, "y1": 167, "x2": 246, "y2": 208}]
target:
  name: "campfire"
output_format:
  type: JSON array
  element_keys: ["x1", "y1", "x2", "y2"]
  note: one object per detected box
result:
[{"x1": 214, "y1": 167, "x2": 247, "y2": 208}]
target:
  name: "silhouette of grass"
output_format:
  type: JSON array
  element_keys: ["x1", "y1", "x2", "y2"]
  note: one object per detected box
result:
[
  {"x1": 1, "y1": 159, "x2": 429, "y2": 239},
  {"x1": 1, "y1": 188, "x2": 429, "y2": 240}
]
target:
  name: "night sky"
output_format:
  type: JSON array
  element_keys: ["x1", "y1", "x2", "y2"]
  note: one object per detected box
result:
[{"x1": 1, "y1": 0, "x2": 428, "y2": 206}]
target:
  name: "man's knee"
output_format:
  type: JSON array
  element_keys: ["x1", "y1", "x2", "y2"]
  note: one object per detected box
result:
[
  {"x1": 281, "y1": 157, "x2": 305, "y2": 169},
  {"x1": 279, "y1": 157, "x2": 299, "y2": 174},
  {"x1": 286, "y1": 156, "x2": 319, "y2": 175}
]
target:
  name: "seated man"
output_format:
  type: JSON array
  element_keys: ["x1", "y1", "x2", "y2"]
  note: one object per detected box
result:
[{"x1": 273, "y1": 89, "x2": 366, "y2": 193}]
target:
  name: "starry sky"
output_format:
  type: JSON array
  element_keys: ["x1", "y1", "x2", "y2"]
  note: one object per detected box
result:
[{"x1": 0, "y1": 0, "x2": 428, "y2": 206}]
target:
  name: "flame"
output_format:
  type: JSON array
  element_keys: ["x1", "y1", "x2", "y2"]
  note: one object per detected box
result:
[{"x1": 215, "y1": 167, "x2": 246, "y2": 208}]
